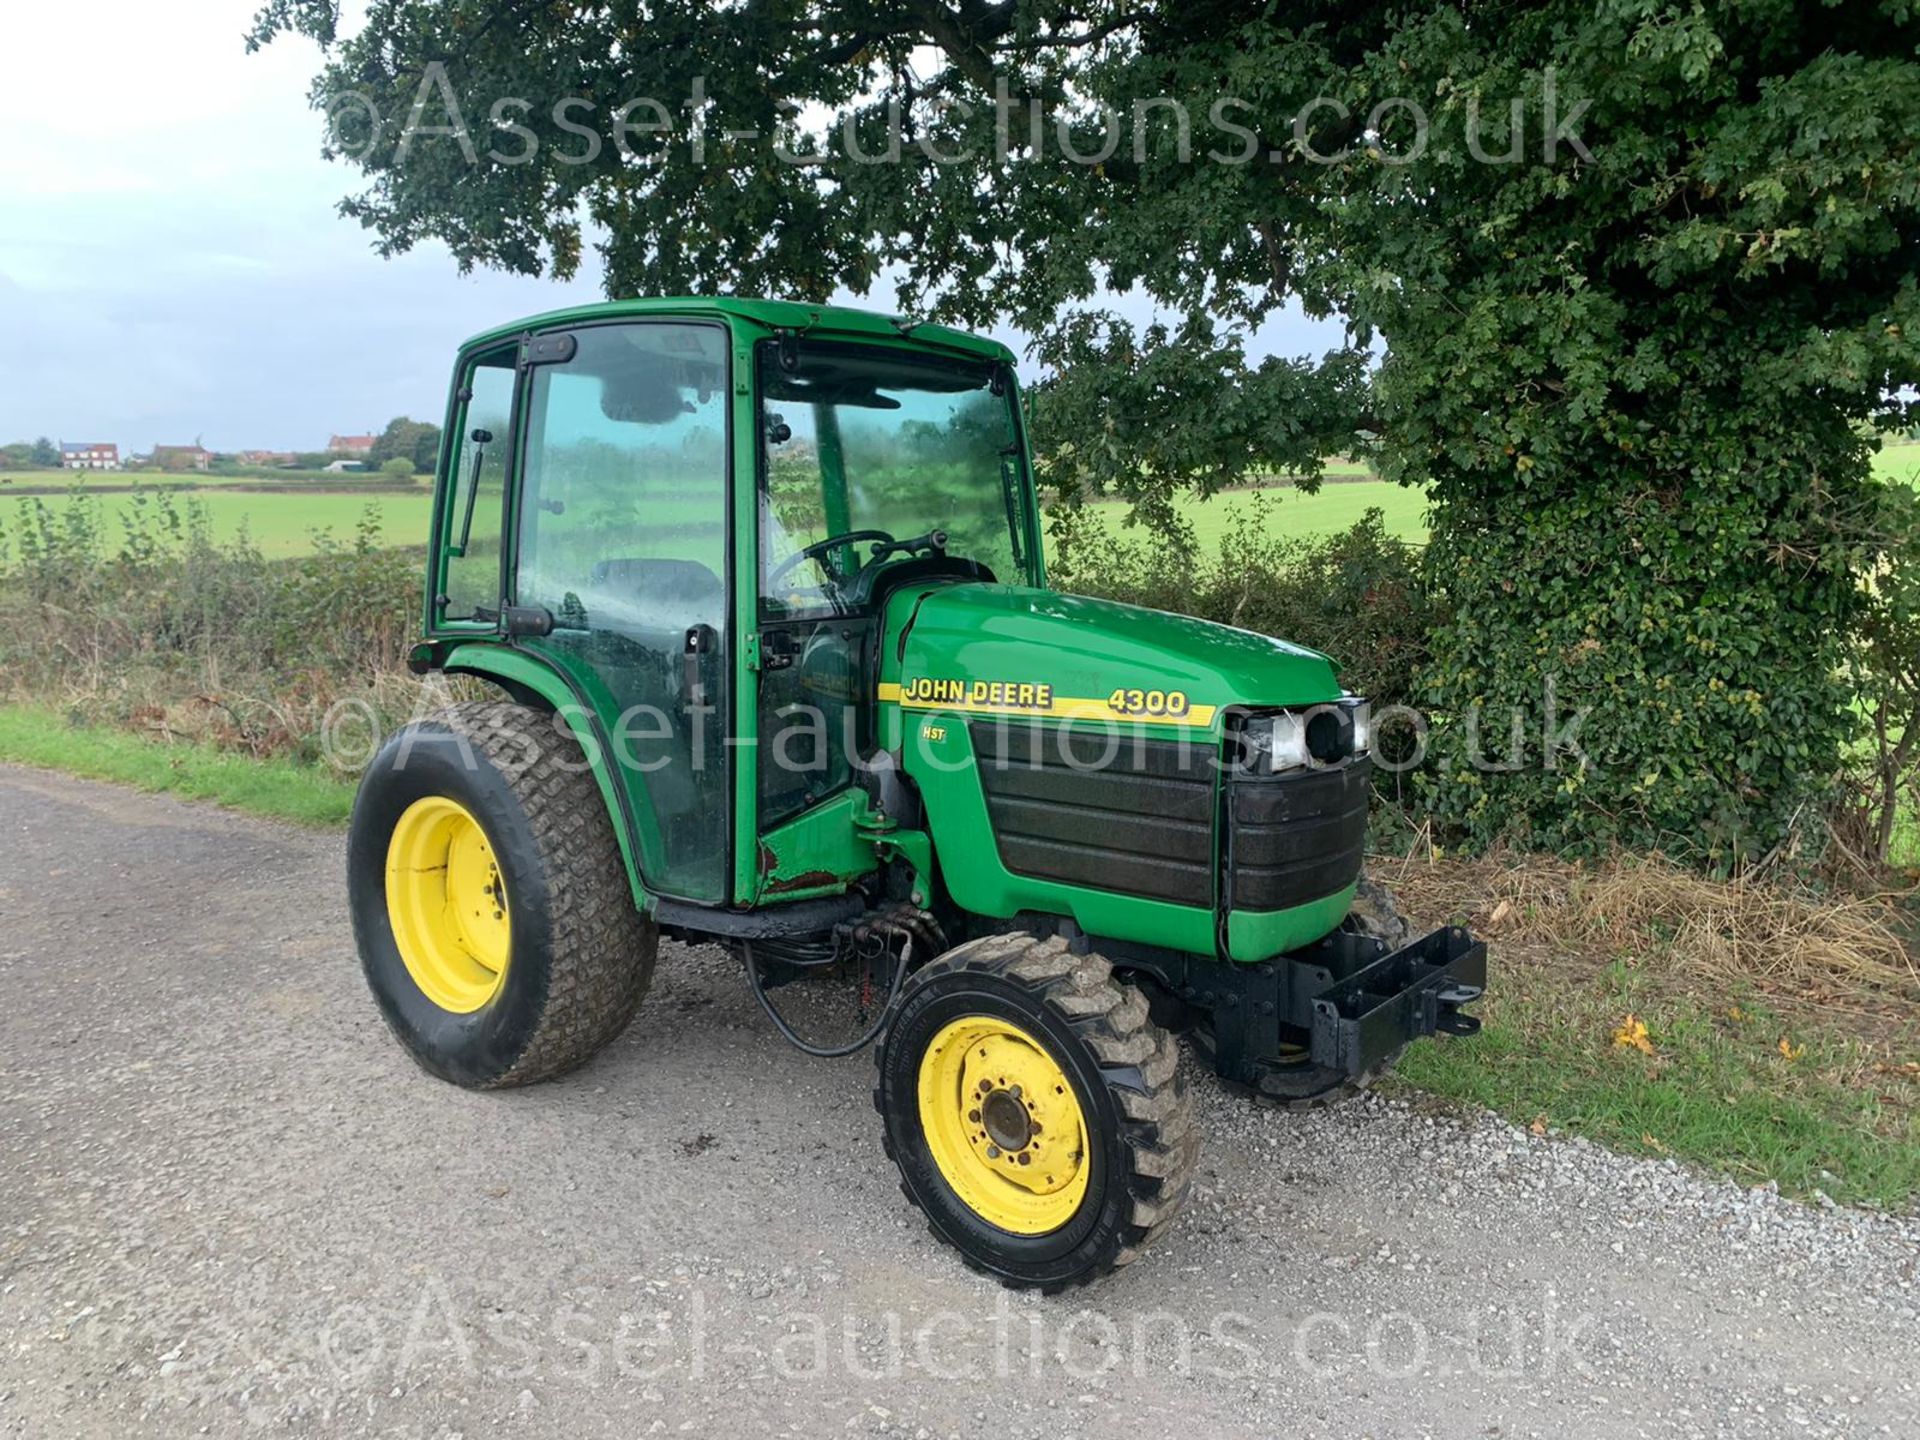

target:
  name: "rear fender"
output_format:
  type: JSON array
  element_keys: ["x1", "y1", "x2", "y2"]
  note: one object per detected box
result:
[{"x1": 440, "y1": 643, "x2": 653, "y2": 912}]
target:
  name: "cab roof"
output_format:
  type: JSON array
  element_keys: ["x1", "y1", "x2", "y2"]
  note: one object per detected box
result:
[{"x1": 458, "y1": 296, "x2": 1014, "y2": 364}]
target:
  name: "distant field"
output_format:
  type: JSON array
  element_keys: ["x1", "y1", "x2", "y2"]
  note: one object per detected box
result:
[
  {"x1": 1079, "y1": 477, "x2": 1429, "y2": 548},
  {"x1": 0, "y1": 489, "x2": 434, "y2": 558},
  {"x1": 0, "y1": 441, "x2": 1907, "y2": 562},
  {"x1": 0, "y1": 469, "x2": 419, "y2": 492},
  {"x1": 1875, "y1": 441, "x2": 1920, "y2": 486},
  {"x1": 1077, "y1": 444, "x2": 1920, "y2": 552}
]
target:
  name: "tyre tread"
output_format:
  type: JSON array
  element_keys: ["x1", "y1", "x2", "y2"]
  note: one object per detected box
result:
[
  {"x1": 875, "y1": 931, "x2": 1197, "y2": 1291},
  {"x1": 421, "y1": 702, "x2": 656, "y2": 1088}
]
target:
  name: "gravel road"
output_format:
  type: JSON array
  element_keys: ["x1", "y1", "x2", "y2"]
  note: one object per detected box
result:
[{"x1": 1, "y1": 764, "x2": 1917, "y2": 1439}]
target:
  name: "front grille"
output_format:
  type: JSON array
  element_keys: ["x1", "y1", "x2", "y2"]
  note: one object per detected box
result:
[
  {"x1": 1225, "y1": 757, "x2": 1371, "y2": 911},
  {"x1": 970, "y1": 722, "x2": 1215, "y2": 906},
  {"x1": 969, "y1": 722, "x2": 1371, "y2": 915}
]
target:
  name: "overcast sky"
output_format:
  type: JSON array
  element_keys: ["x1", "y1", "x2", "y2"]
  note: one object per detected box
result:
[{"x1": 0, "y1": 1, "x2": 1343, "y2": 455}]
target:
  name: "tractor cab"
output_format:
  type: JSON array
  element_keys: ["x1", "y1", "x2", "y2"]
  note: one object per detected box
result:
[{"x1": 413, "y1": 299, "x2": 1039, "y2": 910}]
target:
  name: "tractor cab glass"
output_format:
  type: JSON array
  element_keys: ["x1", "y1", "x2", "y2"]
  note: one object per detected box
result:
[
  {"x1": 753, "y1": 339, "x2": 1037, "y2": 829},
  {"x1": 756, "y1": 341, "x2": 1035, "y2": 617},
  {"x1": 512, "y1": 320, "x2": 732, "y2": 902}
]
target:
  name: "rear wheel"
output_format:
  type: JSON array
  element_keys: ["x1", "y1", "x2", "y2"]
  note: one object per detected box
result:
[
  {"x1": 875, "y1": 934, "x2": 1196, "y2": 1291},
  {"x1": 348, "y1": 701, "x2": 656, "y2": 1088}
]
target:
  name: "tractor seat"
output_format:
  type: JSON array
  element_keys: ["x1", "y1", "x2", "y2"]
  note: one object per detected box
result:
[
  {"x1": 580, "y1": 556, "x2": 726, "y2": 633},
  {"x1": 588, "y1": 556, "x2": 725, "y2": 606}
]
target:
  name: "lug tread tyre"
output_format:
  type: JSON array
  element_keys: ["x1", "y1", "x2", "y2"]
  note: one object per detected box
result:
[{"x1": 875, "y1": 934, "x2": 1197, "y2": 1291}]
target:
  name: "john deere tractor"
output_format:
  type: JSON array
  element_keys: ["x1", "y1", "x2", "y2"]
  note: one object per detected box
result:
[{"x1": 350, "y1": 297, "x2": 1485, "y2": 1290}]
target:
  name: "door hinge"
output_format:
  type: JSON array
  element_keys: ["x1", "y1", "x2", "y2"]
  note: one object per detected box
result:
[{"x1": 744, "y1": 631, "x2": 762, "y2": 672}]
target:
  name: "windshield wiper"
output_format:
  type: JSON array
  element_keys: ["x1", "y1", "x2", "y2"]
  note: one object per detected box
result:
[{"x1": 999, "y1": 448, "x2": 1028, "y2": 575}]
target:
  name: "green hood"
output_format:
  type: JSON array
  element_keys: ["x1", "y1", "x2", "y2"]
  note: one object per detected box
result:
[{"x1": 883, "y1": 583, "x2": 1342, "y2": 733}]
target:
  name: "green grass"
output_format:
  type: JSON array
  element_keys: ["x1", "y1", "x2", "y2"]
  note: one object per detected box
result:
[
  {"x1": 0, "y1": 704, "x2": 355, "y2": 825},
  {"x1": 1075, "y1": 446, "x2": 1915, "y2": 552},
  {"x1": 1082, "y1": 477, "x2": 1430, "y2": 548},
  {"x1": 1392, "y1": 960, "x2": 1920, "y2": 1211},
  {"x1": 0, "y1": 468, "x2": 420, "y2": 491},
  {"x1": 1894, "y1": 804, "x2": 1920, "y2": 869},
  {"x1": 0, "y1": 489, "x2": 434, "y2": 557},
  {"x1": 1873, "y1": 440, "x2": 1920, "y2": 487}
]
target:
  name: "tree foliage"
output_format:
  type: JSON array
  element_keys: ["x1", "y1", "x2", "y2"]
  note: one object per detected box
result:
[
  {"x1": 367, "y1": 416, "x2": 440, "y2": 473},
  {"x1": 255, "y1": 0, "x2": 1920, "y2": 862}
]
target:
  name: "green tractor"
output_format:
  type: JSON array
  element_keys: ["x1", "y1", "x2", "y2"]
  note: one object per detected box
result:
[{"x1": 350, "y1": 297, "x2": 1485, "y2": 1290}]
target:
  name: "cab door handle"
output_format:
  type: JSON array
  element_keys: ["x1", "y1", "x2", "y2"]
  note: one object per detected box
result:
[{"x1": 683, "y1": 623, "x2": 719, "y2": 705}]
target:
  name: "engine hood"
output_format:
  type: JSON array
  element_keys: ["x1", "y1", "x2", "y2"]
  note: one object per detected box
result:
[{"x1": 880, "y1": 583, "x2": 1342, "y2": 733}]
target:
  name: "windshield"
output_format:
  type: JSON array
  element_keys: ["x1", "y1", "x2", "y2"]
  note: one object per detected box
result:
[{"x1": 758, "y1": 340, "x2": 1035, "y2": 615}]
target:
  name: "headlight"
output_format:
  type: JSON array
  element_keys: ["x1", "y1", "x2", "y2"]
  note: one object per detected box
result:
[
  {"x1": 1242, "y1": 700, "x2": 1368, "y2": 773},
  {"x1": 1269, "y1": 713, "x2": 1311, "y2": 771}
]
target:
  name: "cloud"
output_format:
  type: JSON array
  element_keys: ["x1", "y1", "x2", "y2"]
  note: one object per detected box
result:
[
  {"x1": 0, "y1": 0, "x2": 605, "y2": 450},
  {"x1": 0, "y1": 0, "x2": 1347, "y2": 453}
]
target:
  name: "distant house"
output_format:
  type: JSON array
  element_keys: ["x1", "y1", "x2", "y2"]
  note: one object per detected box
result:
[
  {"x1": 152, "y1": 444, "x2": 213, "y2": 472},
  {"x1": 60, "y1": 441, "x2": 119, "y2": 471},
  {"x1": 328, "y1": 434, "x2": 378, "y2": 458}
]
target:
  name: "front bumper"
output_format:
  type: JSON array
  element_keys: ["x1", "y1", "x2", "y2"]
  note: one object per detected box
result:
[
  {"x1": 1168, "y1": 924, "x2": 1486, "y2": 1097},
  {"x1": 1307, "y1": 925, "x2": 1486, "y2": 1077}
]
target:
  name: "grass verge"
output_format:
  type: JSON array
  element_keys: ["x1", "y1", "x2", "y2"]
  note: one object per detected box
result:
[
  {"x1": 0, "y1": 703, "x2": 355, "y2": 826},
  {"x1": 1387, "y1": 854, "x2": 1920, "y2": 1212},
  {"x1": 1390, "y1": 959, "x2": 1920, "y2": 1211}
]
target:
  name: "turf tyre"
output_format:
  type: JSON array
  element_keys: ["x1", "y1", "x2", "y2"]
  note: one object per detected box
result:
[{"x1": 347, "y1": 701, "x2": 655, "y2": 1088}]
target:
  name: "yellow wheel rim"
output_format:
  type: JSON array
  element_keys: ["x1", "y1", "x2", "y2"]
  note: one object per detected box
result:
[
  {"x1": 916, "y1": 1016, "x2": 1091, "y2": 1235},
  {"x1": 384, "y1": 796, "x2": 511, "y2": 1014}
]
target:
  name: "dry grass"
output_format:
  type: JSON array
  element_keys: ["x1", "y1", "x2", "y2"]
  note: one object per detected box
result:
[{"x1": 1386, "y1": 846, "x2": 1920, "y2": 1011}]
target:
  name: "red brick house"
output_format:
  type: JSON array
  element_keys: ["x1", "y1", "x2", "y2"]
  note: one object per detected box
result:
[
  {"x1": 328, "y1": 434, "x2": 378, "y2": 458},
  {"x1": 60, "y1": 441, "x2": 119, "y2": 471}
]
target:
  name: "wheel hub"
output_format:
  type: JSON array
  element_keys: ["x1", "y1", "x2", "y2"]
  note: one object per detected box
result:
[
  {"x1": 916, "y1": 1017, "x2": 1090, "y2": 1235},
  {"x1": 978, "y1": 1088, "x2": 1033, "y2": 1153},
  {"x1": 384, "y1": 795, "x2": 512, "y2": 1014}
]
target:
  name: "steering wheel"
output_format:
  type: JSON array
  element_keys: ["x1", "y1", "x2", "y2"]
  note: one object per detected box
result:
[{"x1": 766, "y1": 528, "x2": 897, "y2": 590}]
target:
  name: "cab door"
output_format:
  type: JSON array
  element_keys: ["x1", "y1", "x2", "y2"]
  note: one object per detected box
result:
[{"x1": 508, "y1": 320, "x2": 733, "y2": 903}]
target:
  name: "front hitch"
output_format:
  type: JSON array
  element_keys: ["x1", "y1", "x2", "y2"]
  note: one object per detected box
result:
[
  {"x1": 1102, "y1": 923, "x2": 1488, "y2": 1103},
  {"x1": 1306, "y1": 926, "x2": 1487, "y2": 1077}
]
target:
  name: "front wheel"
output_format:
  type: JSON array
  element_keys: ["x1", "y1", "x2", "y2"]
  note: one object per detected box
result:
[{"x1": 875, "y1": 934, "x2": 1196, "y2": 1291}]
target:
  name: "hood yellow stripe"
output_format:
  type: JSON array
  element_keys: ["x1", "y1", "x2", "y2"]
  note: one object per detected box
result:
[{"x1": 876, "y1": 682, "x2": 1216, "y2": 728}]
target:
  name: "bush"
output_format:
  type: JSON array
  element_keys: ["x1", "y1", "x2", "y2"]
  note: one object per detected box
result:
[
  {"x1": 0, "y1": 487, "x2": 431, "y2": 766},
  {"x1": 380, "y1": 456, "x2": 417, "y2": 478},
  {"x1": 1836, "y1": 479, "x2": 1920, "y2": 872},
  {"x1": 1048, "y1": 499, "x2": 1443, "y2": 711}
]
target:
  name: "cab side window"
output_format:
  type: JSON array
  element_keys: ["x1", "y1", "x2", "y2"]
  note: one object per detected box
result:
[{"x1": 439, "y1": 347, "x2": 516, "y2": 623}]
